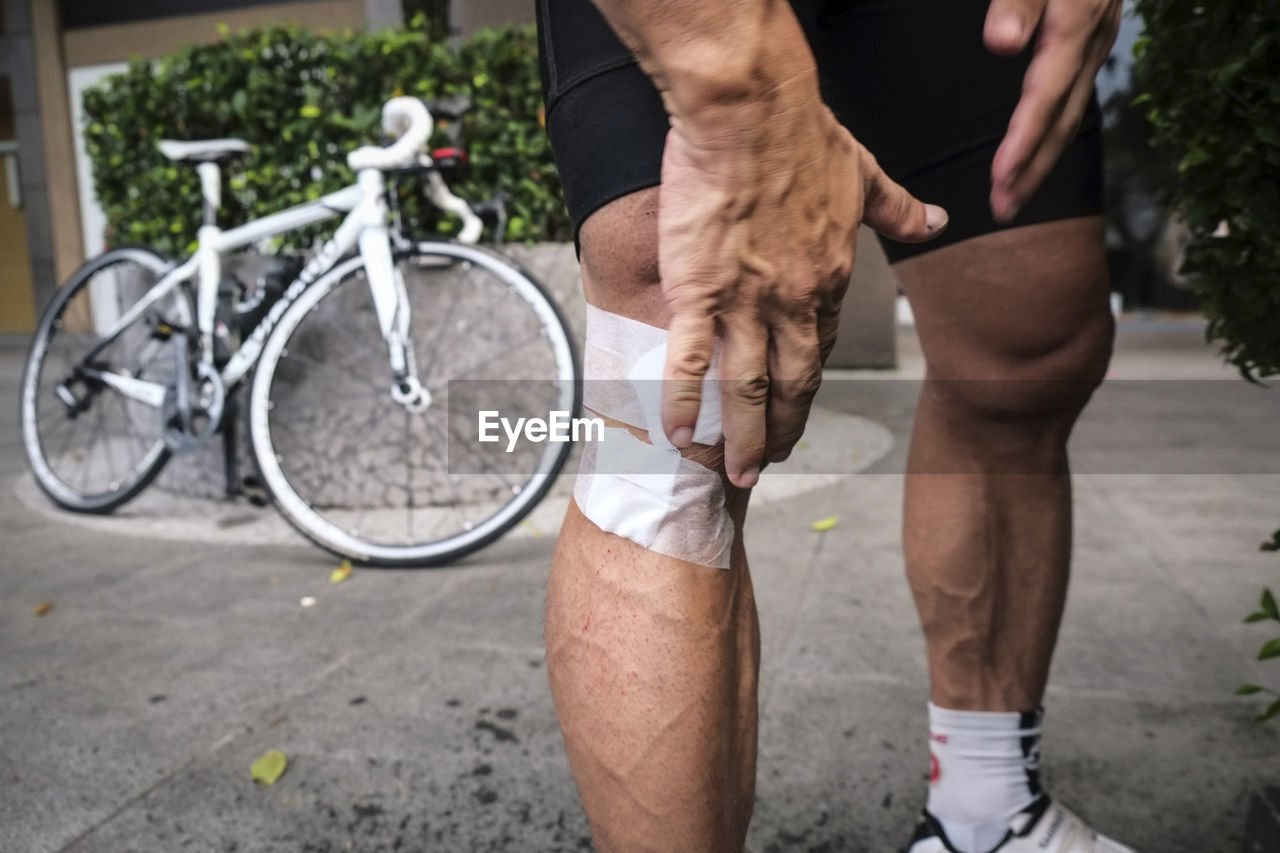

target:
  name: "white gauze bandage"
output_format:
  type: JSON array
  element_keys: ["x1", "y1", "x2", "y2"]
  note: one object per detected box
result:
[{"x1": 574, "y1": 304, "x2": 735, "y2": 569}]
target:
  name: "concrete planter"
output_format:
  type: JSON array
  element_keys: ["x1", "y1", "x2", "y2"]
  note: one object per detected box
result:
[
  {"x1": 1246, "y1": 785, "x2": 1280, "y2": 853},
  {"x1": 504, "y1": 232, "x2": 900, "y2": 370}
]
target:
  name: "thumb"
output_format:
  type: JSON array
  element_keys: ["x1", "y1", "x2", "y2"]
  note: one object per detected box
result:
[{"x1": 861, "y1": 159, "x2": 948, "y2": 244}]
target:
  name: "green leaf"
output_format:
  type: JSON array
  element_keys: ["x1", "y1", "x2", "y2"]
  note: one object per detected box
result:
[
  {"x1": 1262, "y1": 588, "x2": 1279, "y2": 620},
  {"x1": 299, "y1": 105, "x2": 322, "y2": 118},
  {"x1": 1257, "y1": 698, "x2": 1280, "y2": 723},
  {"x1": 1236, "y1": 683, "x2": 1264, "y2": 695},
  {"x1": 1259, "y1": 638, "x2": 1280, "y2": 661},
  {"x1": 1178, "y1": 146, "x2": 1212, "y2": 172},
  {"x1": 1246, "y1": 612, "x2": 1273, "y2": 623},
  {"x1": 250, "y1": 749, "x2": 288, "y2": 785}
]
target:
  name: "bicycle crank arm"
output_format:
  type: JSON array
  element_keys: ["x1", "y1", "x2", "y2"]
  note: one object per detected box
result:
[{"x1": 76, "y1": 367, "x2": 167, "y2": 408}]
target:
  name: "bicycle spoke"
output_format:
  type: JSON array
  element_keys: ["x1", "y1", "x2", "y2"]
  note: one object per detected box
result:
[
  {"x1": 317, "y1": 300, "x2": 379, "y2": 353},
  {"x1": 266, "y1": 417, "x2": 331, "y2": 467},
  {"x1": 115, "y1": 390, "x2": 154, "y2": 459},
  {"x1": 271, "y1": 402, "x2": 393, "y2": 500},
  {"x1": 317, "y1": 387, "x2": 390, "y2": 401},
  {"x1": 76, "y1": 405, "x2": 106, "y2": 493},
  {"x1": 102, "y1": 399, "x2": 121, "y2": 487},
  {"x1": 125, "y1": 335, "x2": 173, "y2": 382},
  {"x1": 417, "y1": 415, "x2": 476, "y2": 532},
  {"x1": 437, "y1": 411, "x2": 516, "y2": 494},
  {"x1": 276, "y1": 348, "x2": 376, "y2": 390},
  {"x1": 50, "y1": 407, "x2": 82, "y2": 470},
  {"x1": 36, "y1": 410, "x2": 77, "y2": 439},
  {"x1": 425, "y1": 332, "x2": 543, "y2": 391},
  {"x1": 417, "y1": 268, "x2": 464, "y2": 385}
]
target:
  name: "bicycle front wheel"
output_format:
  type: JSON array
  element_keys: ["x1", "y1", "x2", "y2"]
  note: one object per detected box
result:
[
  {"x1": 21, "y1": 247, "x2": 182, "y2": 512},
  {"x1": 247, "y1": 243, "x2": 579, "y2": 567}
]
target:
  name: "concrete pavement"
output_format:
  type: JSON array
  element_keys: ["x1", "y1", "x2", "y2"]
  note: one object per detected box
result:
[{"x1": 2, "y1": 316, "x2": 1278, "y2": 852}]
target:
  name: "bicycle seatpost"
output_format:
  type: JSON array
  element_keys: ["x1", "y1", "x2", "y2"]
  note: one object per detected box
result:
[{"x1": 196, "y1": 161, "x2": 222, "y2": 226}]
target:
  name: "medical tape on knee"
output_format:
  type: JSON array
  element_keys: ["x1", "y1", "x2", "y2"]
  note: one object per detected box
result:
[{"x1": 574, "y1": 304, "x2": 734, "y2": 569}]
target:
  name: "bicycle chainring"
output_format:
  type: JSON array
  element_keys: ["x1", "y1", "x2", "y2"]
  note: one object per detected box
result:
[{"x1": 162, "y1": 362, "x2": 226, "y2": 454}]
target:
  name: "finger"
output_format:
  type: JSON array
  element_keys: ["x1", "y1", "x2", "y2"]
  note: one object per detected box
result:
[
  {"x1": 861, "y1": 150, "x2": 949, "y2": 242},
  {"x1": 991, "y1": 66, "x2": 1097, "y2": 220},
  {"x1": 661, "y1": 310, "x2": 716, "y2": 448},
  {"x1": 984, "y1": 0, "x2": 1047, "y2": 56},
  {"x1": 989, "y1": 33, "x2": 1082, "y2": 201},
  {"x1": 718, "y1": 315, "x2": 770, "y2": 489},
  {"x1": 991, "y1": 24, "x2": 1114, "y2": 220},
  {"x1": 991, "y1": 1, "x2": 1119, "y2": 195},
  {"x1": 764, "y1": 319, "x2": 824, "y2": 464}
]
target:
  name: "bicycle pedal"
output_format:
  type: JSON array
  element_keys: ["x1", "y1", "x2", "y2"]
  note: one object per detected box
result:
[{"x1": 240, "y1": 475, "x2": 270, "y2": 508}]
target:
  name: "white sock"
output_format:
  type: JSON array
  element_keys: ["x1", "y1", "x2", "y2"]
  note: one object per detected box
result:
[{"x1": 925, "y1": 703, "x2": 1044, "y2": 853}]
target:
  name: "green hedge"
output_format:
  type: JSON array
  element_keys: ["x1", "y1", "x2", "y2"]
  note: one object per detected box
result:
[
  {"x1": 1133, "y1": 1, "x2": 1280, "y2": 378},
  {"x1": 83, "y1": 18, "x2": 572, "y2": 257}
]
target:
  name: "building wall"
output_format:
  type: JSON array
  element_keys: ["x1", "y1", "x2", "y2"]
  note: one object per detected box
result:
[
  {"x1": 1, "y1": 0, "x2": 54, "y2": 328},
  {"x1": 454, "y1": 0, "x2": 533, "y2": 35},
  {"x1": 60, "y1": 0, "x2": 367, "y2": 67},
  {"x1": 0, "y1": 75, "x2": 38, "y2": 332}
]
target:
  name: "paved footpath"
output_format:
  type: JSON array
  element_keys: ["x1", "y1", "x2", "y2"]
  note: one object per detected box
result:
[{"x1": 2, "y1": 316, "x2": 1278, "y2": 852}]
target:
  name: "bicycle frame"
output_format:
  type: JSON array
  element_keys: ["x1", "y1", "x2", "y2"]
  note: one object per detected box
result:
[{"x1": 83, "y1": 165, "x2": 415, "y2": 407}]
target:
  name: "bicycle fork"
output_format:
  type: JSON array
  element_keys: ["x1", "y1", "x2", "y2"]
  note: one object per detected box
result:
[{"x1": 356, "y1": 169, "x2": 429, "y2": 414}]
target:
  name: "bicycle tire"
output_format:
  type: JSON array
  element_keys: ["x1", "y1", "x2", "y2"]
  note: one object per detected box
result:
[
  {"x1": 247, "y1": 242, "x2": 579, "y2": 567},
  {"x1": 20, "y1": 246, "x2": 182, "y2": 513}
]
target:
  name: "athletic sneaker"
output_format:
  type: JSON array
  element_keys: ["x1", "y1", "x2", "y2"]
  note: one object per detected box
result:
[{"x1": 906, "y1": 795, "x2": 1135, "y2": 853}]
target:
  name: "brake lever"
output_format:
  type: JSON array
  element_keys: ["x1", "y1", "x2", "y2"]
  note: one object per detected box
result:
[{"x1": 470, "y1": 190, "x2": 511, "y2": 247}]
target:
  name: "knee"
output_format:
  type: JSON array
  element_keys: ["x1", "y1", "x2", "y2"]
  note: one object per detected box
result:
[
  {"x1": 578, "y1": 189, "x2": 663, "y2": 317},
  {"x1": 928, "y1": 303, "x2": 1114, "y2": 429}
]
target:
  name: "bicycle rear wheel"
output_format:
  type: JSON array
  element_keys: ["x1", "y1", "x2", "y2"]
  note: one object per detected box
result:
[
  {"x1": 247, "y1": 242, "x2": 579, "y2": 566},
  {"x1": 21, "y1": 247, "x2": 182, "y2": 512}
]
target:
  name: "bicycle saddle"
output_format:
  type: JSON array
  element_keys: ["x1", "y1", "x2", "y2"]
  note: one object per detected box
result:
[
  {"x1": 424, "y1": 95, "x2": 473, "y2": 121},
  {"x1": 158, "y1": 138, "x2": 252, "y2": 163}
]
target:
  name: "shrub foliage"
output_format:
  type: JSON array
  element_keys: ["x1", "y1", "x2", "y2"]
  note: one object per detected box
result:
[
  {"x1": 1132, "y1": 1, "x2": 1280, "y2": 378},
  {"x1": 83, "y1": 19, "x2": 571, "y2": 257}
]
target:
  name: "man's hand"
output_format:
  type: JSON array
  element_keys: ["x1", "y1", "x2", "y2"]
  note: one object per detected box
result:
[
  {"x1": 591, "y1": 0, "x2": 945, "y2": 488},
  {"x1": 659, "y1": 101, "x2": 945, "y2": 488},
  {"x1": 985, "y1": 0, "x2": 1123, "y2": 221}
]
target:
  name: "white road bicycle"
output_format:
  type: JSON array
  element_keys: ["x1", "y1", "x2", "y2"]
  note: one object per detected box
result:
[{"x1": 20, "y1": 96, "x2": 579, "y2": 566}]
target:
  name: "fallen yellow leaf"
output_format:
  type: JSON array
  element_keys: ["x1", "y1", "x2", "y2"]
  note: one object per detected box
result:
[
  {"x1": 810, "y1": 515, "x2": 839, "y2": 532},
  {"x1": 330, "y1": 561, "x2": 352, "y2": 584},
  {"x1": 251, "y1": 750, "x2": 288, "y2": 785},
  {"x1": 33, "y1": 602, "x2": 53, "y2": 617}
]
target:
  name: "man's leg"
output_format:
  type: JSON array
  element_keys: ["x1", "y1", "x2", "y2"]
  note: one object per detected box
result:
[
  {"x1": 895, "y1": 215, "x2": 1113, "y2": 713},
  {"x1": 895, "y1": 215, "x2": 1120, "y2": 852},
  {"x1": 546, "y1": 190, "x2": 761, "y2": 853}
]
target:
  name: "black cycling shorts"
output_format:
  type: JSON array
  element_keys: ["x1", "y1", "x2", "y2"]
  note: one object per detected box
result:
[{"x1": 535, "y1": 0, "x2": 1103, "y2": 263}]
